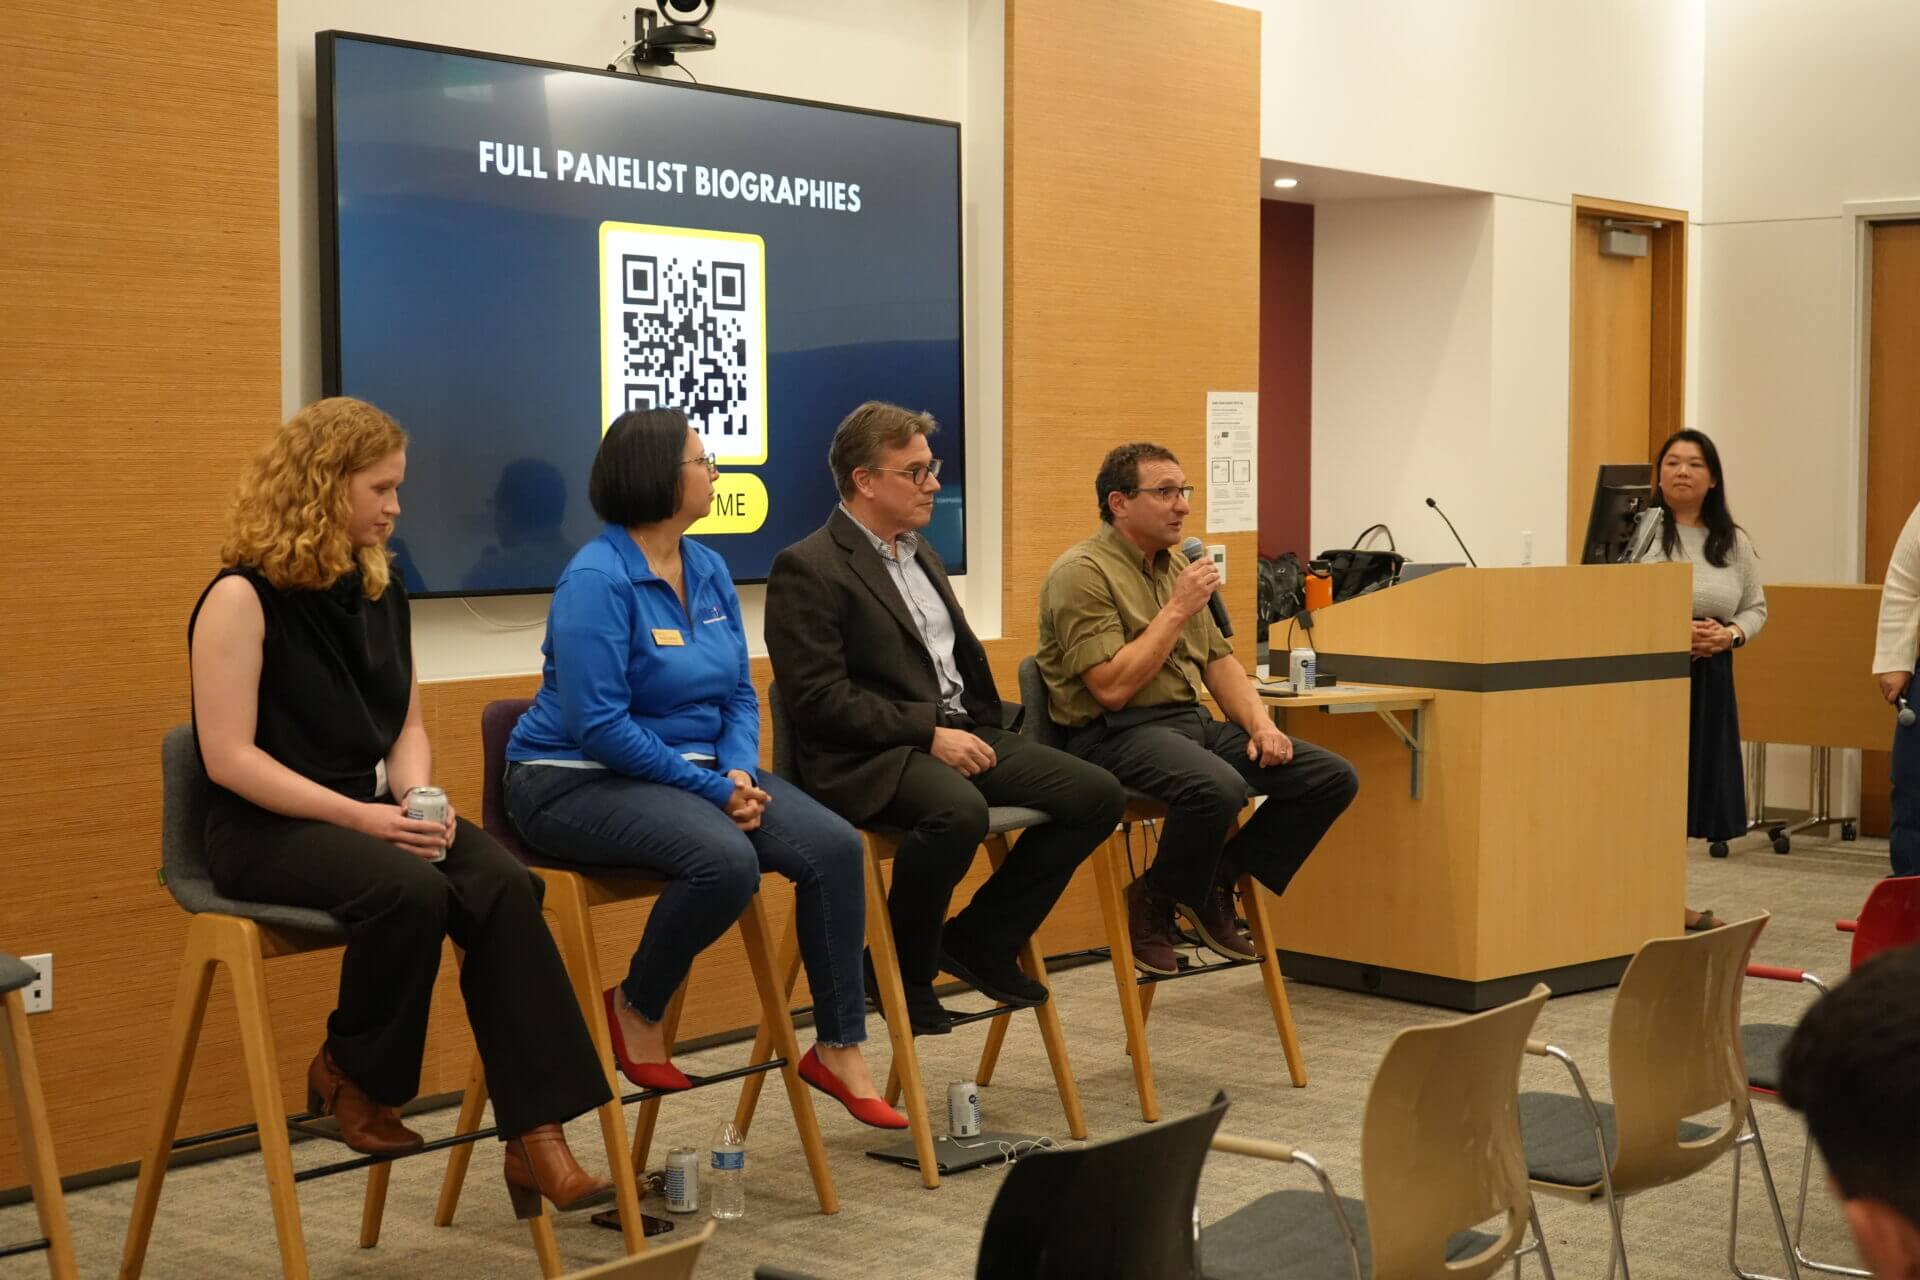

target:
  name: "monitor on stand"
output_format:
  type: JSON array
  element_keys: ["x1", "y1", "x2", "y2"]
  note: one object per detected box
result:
[{"x1": 1579, "y1": 464, "x2": 1654, "y2": 564}]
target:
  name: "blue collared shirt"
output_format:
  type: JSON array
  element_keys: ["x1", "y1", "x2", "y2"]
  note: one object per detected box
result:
[
  {"x1": 837, "y1": 504, "x2": 967, "y2": 717},
  {"x1": 506, "y1": 524, "x2": 756, "y2": 808}
]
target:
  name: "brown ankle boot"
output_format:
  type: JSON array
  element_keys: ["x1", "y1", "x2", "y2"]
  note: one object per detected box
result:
[
  {"x1": 306, "y1": 1047, "x2": 424, "y2": 1156},
  {"x1": 1176, "y1": 866, "x2": 1258, "y2": 963},
  {"x1": 504, "y1": 1124, "x2": 615, "y2": 1218},
  {"x1": 1126, "y1": 877, "x2": 1182, "y2": 976}
]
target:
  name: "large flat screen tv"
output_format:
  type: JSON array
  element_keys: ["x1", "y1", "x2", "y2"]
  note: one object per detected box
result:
[{"x1": 318, "y1": 32, "x2": 966, "y2": 595}]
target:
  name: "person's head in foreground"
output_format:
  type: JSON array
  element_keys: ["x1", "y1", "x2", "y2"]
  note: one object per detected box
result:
[{"x1": 1780, "y1": 941, "x2": 1920, "y2": 1278}]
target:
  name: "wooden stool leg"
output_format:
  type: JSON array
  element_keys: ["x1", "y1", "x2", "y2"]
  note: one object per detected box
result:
[
  {"x1": 1, "y1": 990, "x2": 76, "y2": 1280},
  {"x1": 628, "y1": 980, "x2": 689, "y2": 1176},
  {"x1": 120, "y1": 918, "x2": 222, "y2": 1278},
  {"x1": 739, "y1": 891, "x2": 838, "y2": 1214},
  {"x1": 1240, "y1": 875, "x2": 1308, "y2": 1087},
  {"x1": 1018, "y1": 937, "x2": 1088, "y2": 1140},
  {"x1": 222, "y1": 920, "x2": 311, "y2": 1279},
  {"x1": 358, "y1": 1162, "x2": 391, "y2": 1249},
  {"x1": 733, "y1": 901, "x2": 804, "y2": 1137},
  {"x1": 528, "y1": 1207, "x2": 563, "y2": 1278},
  {"x1": 863, "y1": 837, "x2": 941, "y2": 1187},
  {"x1": 974, "y1": 1010, "x2": 1013, "y2": 1087},
  {"x1": 1094, "y1": 838, "x2": 1159, "y2": 1122},
  {"x1": 433, "y1": 1049, "x2": 491, "y2": 1227},
  {"x1": 539, "y1": 872, "x2": 645, "y2": 1256}
]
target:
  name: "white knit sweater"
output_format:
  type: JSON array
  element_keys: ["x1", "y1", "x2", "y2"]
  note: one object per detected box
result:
[
  {"x1": 1874, "y1": 502, "x2": 1920, "y2": 675},
  {"x1": 1632, "y1": 522, "x2": 1768, "y2": 641}
]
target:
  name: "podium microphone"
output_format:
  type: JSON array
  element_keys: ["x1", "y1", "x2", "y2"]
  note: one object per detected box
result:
[
  {"x1": 1900, "y1": 697, "x2": 1916, "y2": 728},
  {"x1": 1424, "y1": 498, "x2": 1478, "y2": 568},
  {"x1": 1180, "y1": 537, "x2": 1233, "y2": 638}
]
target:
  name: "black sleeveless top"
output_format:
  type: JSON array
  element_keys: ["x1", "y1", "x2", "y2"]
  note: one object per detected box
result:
[{"x1": 189, "y1": 565, "x2": 412, "y2": 802}]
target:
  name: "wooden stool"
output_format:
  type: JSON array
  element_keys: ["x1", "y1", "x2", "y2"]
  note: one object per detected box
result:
[
  {"x1": 120, "y1": 727, "x2": 570, "y2": 1279},
  {"x1": 0, "y1": 953, "x2": 76, "y2": 1280}
]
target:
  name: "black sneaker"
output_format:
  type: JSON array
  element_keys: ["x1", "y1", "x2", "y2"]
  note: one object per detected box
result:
[
  {"x1": 863, "y1": 950, "x2": 954, "y2": 1036},
  {"x1": 940, "y1": 934, "x2": 1048, "y2": 1008}
]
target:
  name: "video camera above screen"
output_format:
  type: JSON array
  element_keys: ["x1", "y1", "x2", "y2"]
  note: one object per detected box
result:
[{"x1": 318, "y1": 32, "x2": 966, "y2": 595}]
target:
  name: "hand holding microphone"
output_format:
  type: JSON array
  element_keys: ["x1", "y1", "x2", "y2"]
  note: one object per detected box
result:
[{"x1": 1178, "y1": 537, "x2": 1233, "y2": 638}]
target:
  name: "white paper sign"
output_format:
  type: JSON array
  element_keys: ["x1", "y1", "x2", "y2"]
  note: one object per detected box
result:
[{"x1": 1204, "y1": 391, "x2": 1259, "y2": 533}]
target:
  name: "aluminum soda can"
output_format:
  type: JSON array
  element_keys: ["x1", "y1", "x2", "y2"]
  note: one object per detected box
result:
[
  {"x1": 665, "y1": 1146, "x2": 700, "y2": 1213},
  {"x1": 404, "y1": 786, "x2": 450, "y2": 863},
  {"x1": 947, "y1": 1080, "x2": 981, "y2": 1138},
  {"x1": 1288, "y1": 648, "x2": 1317, "y2": 694}
]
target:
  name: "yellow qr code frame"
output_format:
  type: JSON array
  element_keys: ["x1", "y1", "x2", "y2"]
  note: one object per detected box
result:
[{"x1": 598, "y1": 220, "x2": 769, "y2": 466}]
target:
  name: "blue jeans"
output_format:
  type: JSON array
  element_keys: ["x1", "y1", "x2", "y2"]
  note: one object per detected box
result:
[
  {"x1": 504, "y1": 762, "x2": 869, "y2": 1045},
  {"x1": 1894, "y1": 664, "x2": 1920, "y2": 878}
]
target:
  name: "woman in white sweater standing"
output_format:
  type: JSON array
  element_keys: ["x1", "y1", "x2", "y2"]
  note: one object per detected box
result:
[
  {"x1": 1631, "y1": 430, "x2": 1767, "y2": 923},
  {"x1": 1871, "y1": 501, "x2": 1920, "y2": 877}
]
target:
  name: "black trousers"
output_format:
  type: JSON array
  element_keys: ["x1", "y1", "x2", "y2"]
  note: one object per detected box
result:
[
  {"x1": 1077, "y1": 706, "x2": 1358, "y2": 908},
  {"x1": 207, "y1": 796, "x2": 611, "y2": 1137},
  {"x1": 870, "y1": 726, "x2": 1126, "y2": 986},
  {"x1": 1687, "y1": 649, "x2": 1748, "y2": 843}
]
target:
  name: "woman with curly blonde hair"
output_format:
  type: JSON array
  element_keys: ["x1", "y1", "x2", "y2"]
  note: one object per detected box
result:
[{"x1": 190, "y1": 397, "x2": 614, "y2": 1217}]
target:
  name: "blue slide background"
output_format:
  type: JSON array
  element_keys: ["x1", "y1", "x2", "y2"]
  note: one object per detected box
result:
[{"x1": 325, "y1": 35, "x2": 965, "y2": 593}]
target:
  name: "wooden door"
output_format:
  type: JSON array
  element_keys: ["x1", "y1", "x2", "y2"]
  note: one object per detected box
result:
[
  {"x1": 1862, "y1": 220, "x2": 1920, "y2": 835},
  {"x1": 1566, "y1": 198, "x2": 1688, "y2": 560}
]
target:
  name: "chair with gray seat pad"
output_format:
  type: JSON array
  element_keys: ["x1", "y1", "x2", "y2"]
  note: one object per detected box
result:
[
  {"x1": 1519, "y1": 914, "x2": 1800, "y2": 1280},
  {"x1": 976, "y1": 656, "x2": 1307, "y2": 1124},
  {"x1": 120, "y1": 726, "x2": 565, "y2": 1279},
  {"x1": 1, "y1": 953, "x2": 77, "y2": 1279},
  {"x1": 1204, "y1": 986, "x2": 1553, "y2": 1280},
  {"x1": 734, "y1": 681, "x2": 1085, "y2": 1189}
]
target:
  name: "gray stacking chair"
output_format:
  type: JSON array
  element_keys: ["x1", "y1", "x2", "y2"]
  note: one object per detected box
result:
[
  {"x1": 733, "y1": 680, "x2": 1084, "y2": 1190},
  {"x1": 119, "y1": 726, "x2": 563, "y2": 1279},
  {"x1": 1, "y1": 952, "x2": 77, "y2": 1278},
  {"x1": 981, "y1": 656, "x2": 1306, "y2": 1124}
]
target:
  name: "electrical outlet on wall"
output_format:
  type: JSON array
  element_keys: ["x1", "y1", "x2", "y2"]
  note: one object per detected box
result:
[
  {"x1": 20, "y1": 953, "x2": 51, "y2": 1014},
  {"x1": 1207, "y1": 543, "x2": 1227, "y2": 582}
]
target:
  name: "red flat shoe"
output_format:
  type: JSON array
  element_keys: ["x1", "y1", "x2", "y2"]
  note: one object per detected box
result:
[
  {"x1": 603, "y1": 987, "x2": 692, "y2": 1091},
  {"x1": 798, "y1": 1047, "x2": 909, "y2": 1130}
]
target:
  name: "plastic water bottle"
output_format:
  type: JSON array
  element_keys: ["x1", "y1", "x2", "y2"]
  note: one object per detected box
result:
[{"x1": 708, "y1": 1121, "x2": 746, "y2": 1220}]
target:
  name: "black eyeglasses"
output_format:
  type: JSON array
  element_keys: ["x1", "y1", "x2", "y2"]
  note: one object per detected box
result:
[
  {"x1": 866, "y1": 459, "x2": 944, "y2": 489},
  {"x1": 1123, "y1": 484, "x2": 1195, "y2": 502}
]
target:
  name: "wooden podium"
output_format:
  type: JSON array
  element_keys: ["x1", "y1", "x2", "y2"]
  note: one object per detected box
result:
[{"x1": 1265, "y1": 564, "x2": 1693, "y2": 1009}]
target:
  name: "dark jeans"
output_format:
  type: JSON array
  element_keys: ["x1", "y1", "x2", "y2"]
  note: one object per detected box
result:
[
  {"x1": 871, "y1": 726, "x2": 1126, "y2": 986},
  {"x1": 205, "y1": 795, "x2": 611, "y2": 1138},
  {"x1": 1894, "y1": 664, "x2": 1920, "y2": 877},
  {"x1": 504, "y1": 763, "x2": 869, "y2": 1045},
  {"x1": 1076, "y1": 706, "x2": 1359, "y2": 907}
]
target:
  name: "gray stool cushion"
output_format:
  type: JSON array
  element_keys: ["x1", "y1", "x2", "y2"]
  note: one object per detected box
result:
[
  {"x1": 1519, "y1": 1091, "x2": 1716, "y2": 1188},
  {"x1": 161, "y1": 726, "x2": 346, "y2": 938},
  {"x1": 0, "y1": 954, "x2": 37, "y2": 996},
  {"x1": 986, "y1": 806, "x2": 1051, "y2": 836},
  {"x1": 1201, "y1": 1189, "x2": 1497, "y2": 1279},
  {"x1": 1742, "y1": 1022, "x2": 1792, "y2": 1092}
]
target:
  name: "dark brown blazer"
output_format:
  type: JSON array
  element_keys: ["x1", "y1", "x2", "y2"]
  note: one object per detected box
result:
[{"x1": 764, "y1": 507, "x2": 1002, "y2": 824}]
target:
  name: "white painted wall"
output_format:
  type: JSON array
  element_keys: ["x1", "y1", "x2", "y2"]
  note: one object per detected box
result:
[{"x1": 277, "y1": 0, "x2": 1002, "y2": 678}]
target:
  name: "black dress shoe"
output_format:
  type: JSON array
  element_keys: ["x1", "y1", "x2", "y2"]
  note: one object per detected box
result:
[
  {"x1": 940, "y1": 937, "x2": 1048, "y2": 1008},
  {"x1": 863, "y1": 950, "x2": 954, "y2": 1036}
]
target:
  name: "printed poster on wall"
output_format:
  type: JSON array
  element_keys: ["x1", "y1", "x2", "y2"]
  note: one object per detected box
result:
[{"x1": 1204, "y1": 390, "x2": 1258, "y2": 533}]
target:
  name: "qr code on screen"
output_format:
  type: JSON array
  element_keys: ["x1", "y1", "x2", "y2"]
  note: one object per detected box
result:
[{"x1": 599, "y1": 222, "x2": 767, "y2": 463}]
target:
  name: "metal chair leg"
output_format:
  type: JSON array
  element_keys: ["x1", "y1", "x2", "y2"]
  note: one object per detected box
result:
[{"x1": 1729, "y1": 1108, "x2": 1807, "y2": 1280}]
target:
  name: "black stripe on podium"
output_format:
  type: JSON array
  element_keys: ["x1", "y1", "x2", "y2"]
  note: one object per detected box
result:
[{"x1": 1313, "y1": 651, "x2": 1688, "y2": 693}]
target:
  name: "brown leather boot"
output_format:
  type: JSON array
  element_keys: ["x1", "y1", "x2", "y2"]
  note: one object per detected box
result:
[
  {"x1": 503, "y1": 1124, "x2": 615, "y2": 1218},
  {"x1": 1126, "y1": 876, "x2": 1182, "y2": 976},
  {"x1": 306, "y1": 1046, "x2": 424, "y2": 1156},
  {"x1": 1175, "y1": 866, "x2": 1258, "y2": 963}
]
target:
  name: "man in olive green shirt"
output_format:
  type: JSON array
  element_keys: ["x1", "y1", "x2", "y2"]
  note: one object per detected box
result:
[{"x1": 1036, "y1": 443, "x2": 1358, "y2": 975}]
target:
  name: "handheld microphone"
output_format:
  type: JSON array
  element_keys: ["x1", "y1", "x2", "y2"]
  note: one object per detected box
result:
[
  {"x1": 1180, "y1": 537, "x2": 1233, "y2": 638},
  {"x1": 1900, "y1": 697, "x2": 1916, "y2": 728},
  {"x1": 1424, "y1": 498, "x2": 1478, "y2": 568}
]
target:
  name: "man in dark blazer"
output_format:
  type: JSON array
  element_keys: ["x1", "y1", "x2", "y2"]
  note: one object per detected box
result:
[{"x1": 766, "y1": 401, "x2": 1124, "y2": 1035}]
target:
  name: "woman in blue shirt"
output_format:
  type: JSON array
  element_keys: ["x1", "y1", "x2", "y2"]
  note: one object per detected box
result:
[{"x1": 506, "y1": 409, "x2": 904, "y2": 1130}]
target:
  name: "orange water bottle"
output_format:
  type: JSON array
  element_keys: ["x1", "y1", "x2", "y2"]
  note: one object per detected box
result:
[{"x1": 1303, "y1": 560, "x2": 1333, "y2": 612}]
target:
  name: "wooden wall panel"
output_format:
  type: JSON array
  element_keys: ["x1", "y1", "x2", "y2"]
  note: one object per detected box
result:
[
  {"x1": 1002, "y1": 0, "x2": 1261, "y2": 652},
  {"x1": 0, "y1": 2, "x2": 281, "y2": 1187},
  {"x1": 1, "y1": 0, "x2": 1262, "y2": 1187}
]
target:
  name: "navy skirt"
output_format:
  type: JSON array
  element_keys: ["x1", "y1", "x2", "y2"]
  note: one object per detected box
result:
[{"x1": 1688, "y1": 648, "x2": 1747, "y2": 842}]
